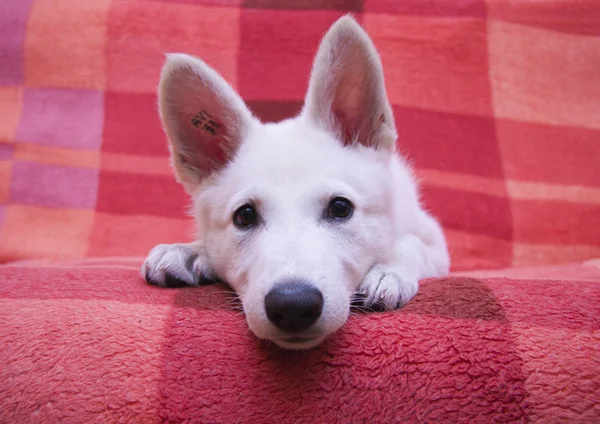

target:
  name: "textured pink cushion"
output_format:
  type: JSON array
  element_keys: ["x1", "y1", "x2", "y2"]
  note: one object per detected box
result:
[{"x1": 2, "y1": 258, "x2": 599, "y2": 422}]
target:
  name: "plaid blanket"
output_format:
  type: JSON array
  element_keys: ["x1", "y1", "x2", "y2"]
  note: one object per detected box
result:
[
  {"x1": 1, "y1": 258, "x2": 599, "y2": 422},
  {"x1": 1, "y1": 1, "x2": 600, "y2": 422},
  {"x1": 1, "y1": 0, "x2": 599, "y2": 270}
]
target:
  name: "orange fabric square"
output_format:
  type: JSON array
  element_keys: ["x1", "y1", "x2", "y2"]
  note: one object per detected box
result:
[
  {"x1": 513, "y1": 243, "x2": 600, "y2": 267},
  {"x1": 364, "y1": 14, "x2": 493, "y2": 116},
  {"x1": 88, "y1": 212, "x2": 194, "y2": 257},
  {"x1": 507, "y1": 181, "x2": 600, "y2": 206},
  {"x1": 14, "y1": 144, "x2": 101, "y2": 169},
  {"x1": 0, "y1": 205, "x2": 94, "y2": 262},
  {"x1": 101, "y1": 152, "x2": 171, "y2": 176},
  {"x1": 106, "y1": 2, "x2": 239, "y2": 93},
  {"x1": 488, "y1": 21, "x2": 600, "y2": 129},
  {"x1": 0, "y1": 87, "x2": 22, "y2": 141},
  {"x1": 0, "y1": 160, "x2": 11, "y2": 203},
  {"x1": 24, "y1": 0, "x2": 111, "y2": 89}
]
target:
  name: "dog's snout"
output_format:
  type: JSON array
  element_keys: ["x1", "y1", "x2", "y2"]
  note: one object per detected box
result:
[{"x1": 264, "y1": 281, "x2": 323, "y2": 333}]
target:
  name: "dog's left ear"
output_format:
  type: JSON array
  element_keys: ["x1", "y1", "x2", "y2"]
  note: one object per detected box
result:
[
  {"x1": 301, "y1": 16, "x2": 397, "y2": 151},
  {"x1": 158, "y1": 54, "x2": 257, "y2": 194}
]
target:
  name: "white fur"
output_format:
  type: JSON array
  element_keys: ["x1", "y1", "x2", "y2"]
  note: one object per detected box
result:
[{"x1": 141, "y1": 16, "x2": 450, "y2": 350}]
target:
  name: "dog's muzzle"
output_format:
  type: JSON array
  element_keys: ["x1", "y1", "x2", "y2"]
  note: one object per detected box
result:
[{"x1": 264, "y1": 280, "x2": 323, "y2": 333}]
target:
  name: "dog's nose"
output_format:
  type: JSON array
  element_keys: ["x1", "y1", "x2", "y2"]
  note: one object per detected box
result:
[{"x1": 264, "y1": 281, "x2": 323, "y2": 333}]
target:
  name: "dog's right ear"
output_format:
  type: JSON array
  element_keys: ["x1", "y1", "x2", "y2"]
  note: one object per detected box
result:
[
  {"x1": 159, "y1": 54, "x2": 256, "y2": 194},
  {"x1": 301, "y1": 16, "x2": 396, "y2": 151}
]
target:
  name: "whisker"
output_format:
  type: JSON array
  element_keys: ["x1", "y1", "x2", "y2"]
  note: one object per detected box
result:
[
  {"x1": 215, "y1": 298, "x2": 242, "y2": 306},
  {"x1": 210, "y1": 290, "x2": 240, "y2": 297}
]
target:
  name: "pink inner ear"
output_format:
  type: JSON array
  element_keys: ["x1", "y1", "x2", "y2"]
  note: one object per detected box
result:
[
  {"x1": 333, "y1": 107, "x2": 357, "y2": 145},
  {"x1": 160, "y1": 55, "x2": 254, "y2": 188},
  {"x1": 329, "y1": 53, "x2": 371, "y2": 145},
  {"x1": 332, "y1": 85, "x2": 369, "y2": 145},
  {"x1": 206, "y1": 137, "x2": 228, "y2": 165},
  {"x1": 172, "y1": 83, "x2": 236, "y2": 175}
]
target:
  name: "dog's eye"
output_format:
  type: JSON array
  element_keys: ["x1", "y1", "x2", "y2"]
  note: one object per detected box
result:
[
  {"x1": 233, "y1": 204, "x2": 258, "y2": 229},
  {"x1": 328, "y1": 197, "x2": 353, "y2": 220}
]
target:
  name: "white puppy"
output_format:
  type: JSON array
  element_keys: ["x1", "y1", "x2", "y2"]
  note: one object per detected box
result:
[{"x1": 142, "y1": 16, "x2": 449, "y2": 350}]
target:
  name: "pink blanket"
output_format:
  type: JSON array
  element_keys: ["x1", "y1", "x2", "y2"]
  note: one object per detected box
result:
[
  {"x1": 2, "y1": 259, "x2": 599, "y2": 422},
  {"x1": 1, "y1": 0, "x2": 600, "y2": 422}
]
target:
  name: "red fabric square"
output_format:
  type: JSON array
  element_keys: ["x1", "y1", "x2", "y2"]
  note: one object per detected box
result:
[
  {"x1": 0, "y1": 264, "x2": 176, "y2": 305},
  {"x1": 0, "y1": 159, "x2": 11, "y2": 205},
  {"x1": 364, "y1": 0, "x2": 485, "y2": 16},
  {"x1": 444, "y1": 230, "x2": 513, "y2": 271},
  {"x1": 487, "y1": 1, "x2": 600, "y2": 36},
  {"x1": 147, "y1": 0, "x2": 241, "y2": 5},
  {"x1": 396, "y1": 106, "x2": 504, "y2": 178},
  {"x1": 246, "y1": 100, "x2": 302, "y2": 123},
  {"x1": 238, "y1": 9, "x2": 353, "y2": 100},
  {"x1": 422, "y1": 185, "x2": 512, "y2": 241},
  {"x1": 497, "y1": 119, "x2": 600, "y2": 187},
  {"x1": 88, "y1": 212, "x2": 193, "y2": 257},
  {"x1": 512, "y1": 199, "x2": 600, "y2": 245},
  {"x1": 243, "y1": 0, "x2": 362, "y2": 10},
  {"x1": 0, "y1": 87, "x2": 23, "y2": 141},
  {"x1": 156, "y1": 288, "x2": 528, "y2": 422},
  {"x1": 96, "y1": 170, "x2": 188, "y2": 218},
  {"x1": 102, "y1": 92, "x2": 168, "y2": 156}
]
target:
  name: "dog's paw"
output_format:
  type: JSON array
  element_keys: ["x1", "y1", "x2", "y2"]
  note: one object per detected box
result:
[
  {"x1": 356, "y1": 264, "x2": 418, "y2": 311},
  {"x1": 141, "y1": 243, "x2": 213, "y2": 287}
]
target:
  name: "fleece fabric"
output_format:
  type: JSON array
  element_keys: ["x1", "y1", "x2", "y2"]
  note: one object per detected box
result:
[
  {"x1": 1, "y1": 258, "x2": 599, "y2": 423},
  {"x1": 1, "y1": 1, "x2": 600, "y2": 422}
]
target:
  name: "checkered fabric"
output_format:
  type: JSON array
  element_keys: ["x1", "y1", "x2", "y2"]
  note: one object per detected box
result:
[
  {"x1": 1, "y1": 258, "x2": 599, "y2": 422},
  {"x1": 1, "y1": 0, "x2": 599, "y2": 270}
]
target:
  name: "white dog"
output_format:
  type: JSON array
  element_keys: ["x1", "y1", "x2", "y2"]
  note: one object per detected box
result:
[{"x1": 141, "y1": 16, "x2": 449, "y2": 350}]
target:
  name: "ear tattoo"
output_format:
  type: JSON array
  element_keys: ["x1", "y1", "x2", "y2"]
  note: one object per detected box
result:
[{"x1": 191, "y1": 110, "x2": 221, "y2": 135}]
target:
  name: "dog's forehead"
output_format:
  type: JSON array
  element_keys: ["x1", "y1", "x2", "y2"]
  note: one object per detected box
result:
[
  {"x1": 237, "y1": 119, "x2": 361, "y2": 179},
  {"x1": 208, "y1": 118, "x2": 394, "y2": 210}
]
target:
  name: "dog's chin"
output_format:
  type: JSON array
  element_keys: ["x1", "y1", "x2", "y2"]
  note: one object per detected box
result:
[
  {"x1": 270, "y1": 334, "x2": 326, "y2": 350},
  {"x1": 246, "y1": 306, "x2": 349, "y2": 351}
]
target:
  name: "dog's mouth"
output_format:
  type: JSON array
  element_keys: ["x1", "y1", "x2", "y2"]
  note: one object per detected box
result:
[
  {"x1": 281, "y1": 335, "x2": 316, "y2": 344},
  {"x1": 273, "y1": 333, "x2": 325, "y2": 350}
]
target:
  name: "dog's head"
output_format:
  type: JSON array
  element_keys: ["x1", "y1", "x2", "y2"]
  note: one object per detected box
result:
[{"x1": 158, "y1": 16, "x2": 413, "y2": 349}]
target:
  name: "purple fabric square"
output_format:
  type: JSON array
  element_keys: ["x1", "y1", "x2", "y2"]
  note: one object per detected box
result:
[
  {"x1": 16, "y1": 88, "x2": 104, "y2": 150},
  {"x1": 0, "y1": 0, "x2": 34, "y2": 84},
  {"x1": 0, "y1": 143, "x2": 14, "y2": 159},
  {"x1": 10, "y1": 161, "x2": 99, "y2": 209}
]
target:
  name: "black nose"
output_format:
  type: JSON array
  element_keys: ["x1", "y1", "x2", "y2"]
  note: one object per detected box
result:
[{"x1": 264, "y1": 281, "x2": 324, "y2": 333}]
